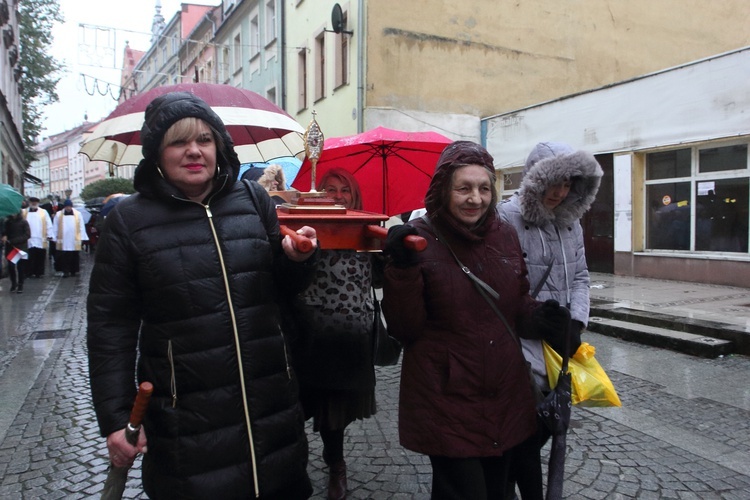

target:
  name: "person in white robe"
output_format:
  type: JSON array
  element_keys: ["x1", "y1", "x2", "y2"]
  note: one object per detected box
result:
[
  {"x1": 51, "y1": 200, "x2": 88, "y2": 277},
  {"x1": 23, "y1": 197, "x2": 53, "y2": 278}
]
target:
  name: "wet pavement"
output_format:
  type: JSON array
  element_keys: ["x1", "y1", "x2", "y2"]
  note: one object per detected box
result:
[{"x1": 1, "y1": 256, "x2": 750, "y2": 498}]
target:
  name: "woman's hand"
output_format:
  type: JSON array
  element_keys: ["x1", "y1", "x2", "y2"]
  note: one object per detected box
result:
[
  {"x1": 282, "y1": 225, "x2": 318, "y2": 262},
  {"x1": 106, "y1": 426, "x2": 148, "y2": 468}
]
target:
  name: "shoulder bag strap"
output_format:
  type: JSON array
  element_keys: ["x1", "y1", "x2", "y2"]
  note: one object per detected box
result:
[
  {"x1": 530, "y1": 260, "x2": 554, "y2": 299},
  {"x1": 426, "y1": 218, "x2": 570, "y2": 370},
  {"x1": 242, "y1": 178, "x2": 271, "y2": 235}
]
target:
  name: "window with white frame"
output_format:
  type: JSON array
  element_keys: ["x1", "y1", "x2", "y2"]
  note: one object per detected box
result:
[
  {"x1": 265, "y1": 0, "x2": 276, "y2": 45},
  {"x1": 250, "y1": 14, "x2": 260, "y2": 59},
  {"x1": 266, "y1": 86, "x2": 277, "y2": 106},
  {"x1": 221, "y1": 46, "x2": 230, "y2": 82},
  {"x1": 645, "y1": 142, "x2": 749, "y2": 253},
  {"x1": 334, "y1": 9, "x2": 349, "y2": 88},
  {"x1": 233, "y1": 33, "x2": 242, "y2": 72},
  {"x1": 498, "y1": 168, "x2": 523, "y2": 200},
  {"x1": 314, "y1": 32, "x2": 325, "y2": 101},
  {"x1": 298, "y1": 48, "x2": 307, "y2": 112}
]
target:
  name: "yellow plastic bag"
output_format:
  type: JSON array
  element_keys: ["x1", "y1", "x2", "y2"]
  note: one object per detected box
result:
[{"x1": 543, "y1": 341, "x2": 621, "y2": 407}]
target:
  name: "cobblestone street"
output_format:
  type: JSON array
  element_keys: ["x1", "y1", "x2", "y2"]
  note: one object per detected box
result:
[{"x1": 1, "y1": 255, "x2": 750, "y2": 498}]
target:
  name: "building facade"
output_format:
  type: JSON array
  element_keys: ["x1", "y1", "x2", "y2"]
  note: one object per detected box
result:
[
  {"x1": 26, "y1": 139, "x2": 52, "y2": 200},
  {"x1": 180, "y1": 6, "x2": 220, "y2": 85},
  {"x1": 120, "y1": 2, "x2": 214, "y2": 98},
  {"x1": 214, "y1": 0, "x2": 284, "y2": 105},
  {"x1": 0, "y1": 0, "x2": 24, "y2": 190},
  {"x1": 285, "y1": 0, "x2": 750, "y2": 142}
]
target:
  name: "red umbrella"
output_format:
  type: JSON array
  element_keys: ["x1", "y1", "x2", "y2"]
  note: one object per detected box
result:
[
  {"x1": 80, "y1": 83, "x2": 305, "y2": 167},
  {"x1": 291, "y1": 126, "x2": 453, "y2": 216}
]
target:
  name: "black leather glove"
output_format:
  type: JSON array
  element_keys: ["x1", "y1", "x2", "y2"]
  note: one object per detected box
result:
[
  {"x1": 385, "y1": 224, "x2": 419, "y2": 268},
  {"x1": 533, "y1": 299, "x2": 573, "y2": 354}
]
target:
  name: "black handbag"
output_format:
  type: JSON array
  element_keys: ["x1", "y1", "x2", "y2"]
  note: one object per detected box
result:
[{"x1": 371, "y1": 287, "x2": 402, "y2": 366}]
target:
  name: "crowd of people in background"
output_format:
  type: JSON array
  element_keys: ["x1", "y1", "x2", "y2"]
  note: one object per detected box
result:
[{"x1": 1, "y1": 194, "x2": 91, "y2": 291}]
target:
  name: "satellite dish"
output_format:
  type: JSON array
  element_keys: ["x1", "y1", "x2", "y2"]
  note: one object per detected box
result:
[{"x1": 331, "y1": 3, "x2": 345, "y2": 34}]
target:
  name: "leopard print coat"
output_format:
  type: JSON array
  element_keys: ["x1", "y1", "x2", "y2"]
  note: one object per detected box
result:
[{"x1": 291, "y1": 250, "x2": 376, "y2": 392}]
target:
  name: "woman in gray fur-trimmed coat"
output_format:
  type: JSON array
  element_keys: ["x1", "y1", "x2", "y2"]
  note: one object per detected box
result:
[{"x1": 498, "y1": 141, "x2": 602, "y2": 499}]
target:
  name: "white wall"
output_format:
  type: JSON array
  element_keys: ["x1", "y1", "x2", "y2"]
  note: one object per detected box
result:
[
  {"x1": 365, "y1": 107, "x2": 479, "y2": 143},
  {"x1": 483, "y1": 47, "x2": 750, "y2": 168}
]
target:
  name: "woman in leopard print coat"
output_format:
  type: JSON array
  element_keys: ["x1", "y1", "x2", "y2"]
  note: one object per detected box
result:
[{"x1": 288, "y1": 168, "x2": 378, "y2": 500}]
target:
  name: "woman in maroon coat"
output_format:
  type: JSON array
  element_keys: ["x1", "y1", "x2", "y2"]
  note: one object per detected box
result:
[{"x1": 382, "y1": 141, "x2": 567, "y2": 499}]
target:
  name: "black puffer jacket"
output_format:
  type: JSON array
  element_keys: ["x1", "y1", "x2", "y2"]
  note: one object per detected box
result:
[
  {"x1": 87, "y1": 92, "x2": 314, "y2": 499},
  {"x1": 2, "y1": 213, "x2": 30, "y2": 250}
]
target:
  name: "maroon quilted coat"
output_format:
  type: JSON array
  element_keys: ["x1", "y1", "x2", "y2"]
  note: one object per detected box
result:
[{"x1": 382, "y1": 212, "x2": 540, "y2": 457}]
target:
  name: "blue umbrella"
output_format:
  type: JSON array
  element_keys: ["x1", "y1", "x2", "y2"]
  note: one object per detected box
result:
[
  {"x1": 100, "y1": 194, "x2": 129, "y2": 217},
  {"x1": 238, "y1": 157, "x2": 301, "y2": 190}
]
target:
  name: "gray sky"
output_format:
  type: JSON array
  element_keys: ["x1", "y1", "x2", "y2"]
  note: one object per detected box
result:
[{"x1": 41, "y1": 0, "x2": 215, "y2": 138}]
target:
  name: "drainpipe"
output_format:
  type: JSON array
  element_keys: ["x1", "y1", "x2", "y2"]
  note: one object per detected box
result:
[{"x1": 356, "y1": 0, "x2": 364, "y2": 132}]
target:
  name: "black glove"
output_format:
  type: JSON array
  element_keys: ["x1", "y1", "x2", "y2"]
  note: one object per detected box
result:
[
  {"x1": 385, "y1": 224, "x2": 419, "y2": 268},
  {"x1": 533, "y1": 299, "x2": 573, "y2": 354},
  {"x1": 544, "y1": 317, "x2": 583, "y2": 357}
]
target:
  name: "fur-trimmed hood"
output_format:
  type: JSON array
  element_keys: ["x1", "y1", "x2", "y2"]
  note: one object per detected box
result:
[{"x1": 516, "y1": 142, "x2": 603, "y2": 227}]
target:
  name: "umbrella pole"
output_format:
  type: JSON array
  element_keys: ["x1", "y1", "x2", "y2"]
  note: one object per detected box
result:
[{"x1": 101, "y1": 382, "x2": 153, "y2": 500}]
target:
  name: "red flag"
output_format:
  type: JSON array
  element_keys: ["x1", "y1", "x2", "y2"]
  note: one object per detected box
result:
[{"x1": 6, "y1": 247, "x2": 28, "y2": 264}]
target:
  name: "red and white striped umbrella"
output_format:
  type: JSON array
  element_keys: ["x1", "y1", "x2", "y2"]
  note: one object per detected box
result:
[{"x1": 80, "y1": 83, "x2": 305, "y2": 167}]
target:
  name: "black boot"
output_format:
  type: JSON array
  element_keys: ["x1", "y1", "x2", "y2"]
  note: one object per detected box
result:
[
  {"x1": 10, "y1": 283, "x2": 17, "y2": 292},
  {"x1": 321, "y1": 427, "x2": 347, "y2": 499},
  {"x1": 16, "y1": 283, "x2": 23, "y2": 293},
  {"x1": 327, "y1": 460, "x2": 347, "y2": 500}
]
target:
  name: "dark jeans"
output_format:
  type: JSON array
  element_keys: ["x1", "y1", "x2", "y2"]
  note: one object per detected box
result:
[
  {"x1": 429, "y1": 454, "x2": 511, "y2": 500},
  {"x1": 8, "y1": 260, "x2": 25, "y2": 287}
]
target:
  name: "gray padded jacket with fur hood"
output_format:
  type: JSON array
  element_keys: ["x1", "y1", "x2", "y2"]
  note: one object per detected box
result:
[{"x1": 499, "y1": 142, "x2": 603, "y2": 389}]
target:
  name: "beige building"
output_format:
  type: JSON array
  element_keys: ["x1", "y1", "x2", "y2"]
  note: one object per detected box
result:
[{"x1": 286, "y1": 0, "x2": 750, "y2": 142}]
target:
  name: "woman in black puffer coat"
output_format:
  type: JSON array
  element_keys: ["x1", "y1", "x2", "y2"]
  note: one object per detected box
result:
[{"x1": 87, "y1": 92, "x2": 317, "y2": 499}]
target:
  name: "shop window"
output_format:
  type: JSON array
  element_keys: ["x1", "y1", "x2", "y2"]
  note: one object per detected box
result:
[
  {"x1": 647, "y1": 182, "x2": 691, "y2": 250},
  {"x1": 699, "y1": 144, "x2": 747, "y2": 173},
  {"x1": 647, "y1": 148, "x2": 691, "y2": 180},
  {"x1": 695, "y1": 178, "x2": 749, "y2": 252},
  {"x1": 498, "y1": 168, "x2": 522, "y2": 200},
  {"x1": 645, "y1": 143, "x2": 750, "y2": 254}
]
